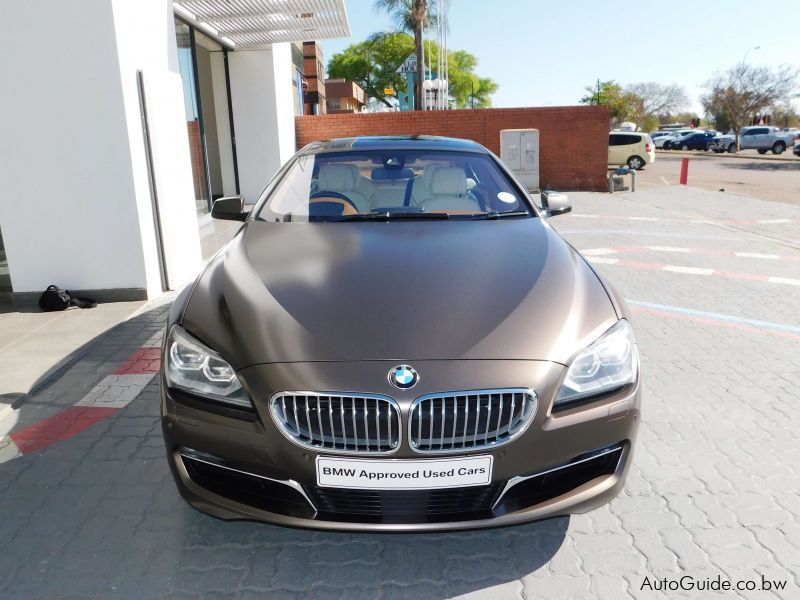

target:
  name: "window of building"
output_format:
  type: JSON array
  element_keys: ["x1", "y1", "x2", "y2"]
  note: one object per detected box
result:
[
  {"x1": 0, "y1": 225, "x2": 10, "y2": 293},
  {"x1": 175, "y1": 19, "x2": 237, "y2": 218}
]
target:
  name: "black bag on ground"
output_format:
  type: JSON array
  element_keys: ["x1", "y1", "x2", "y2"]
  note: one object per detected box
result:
[{"x1": 38, "y1": 285, "x2": 97, "y2": 311}]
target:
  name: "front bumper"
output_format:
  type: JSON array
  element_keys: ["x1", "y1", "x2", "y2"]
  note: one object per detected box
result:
[{"x1": 161, "y1": 360, "x2": 640, "y2": 531}]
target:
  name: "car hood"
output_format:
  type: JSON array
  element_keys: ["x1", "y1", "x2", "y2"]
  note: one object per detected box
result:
[{"x1": 181, "y1": 219, "x2": 619, "y2": 368}]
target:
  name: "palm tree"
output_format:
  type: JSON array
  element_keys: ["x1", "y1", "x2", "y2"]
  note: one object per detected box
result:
[{"x1": 374, "y1": 0, "x2": 439, "y2": 110}]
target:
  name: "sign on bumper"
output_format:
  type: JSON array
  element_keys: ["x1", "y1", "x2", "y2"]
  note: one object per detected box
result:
[{"x1": 316, "y1": 455, "x2": 493, "y2": 490}]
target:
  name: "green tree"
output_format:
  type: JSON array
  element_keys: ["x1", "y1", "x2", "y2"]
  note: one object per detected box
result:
[
  {"x1": 421, "y1": 47, "x2": 497, "y2": 108},
  {"x1": 700, "y1": 94, "x2": 734, "y2": 133},
  {"x1": 328, "y1": 33, "x2": 497, "y2": 109},
  {"x1": 327, "y1": 32, "x2": 413, "y2": 107},
  {"x1": 374, "y1": 0, "x2": 439, "y2": 110},
  {"x1": 580, "y1": 80, "x2": 640, "y2": 126}
]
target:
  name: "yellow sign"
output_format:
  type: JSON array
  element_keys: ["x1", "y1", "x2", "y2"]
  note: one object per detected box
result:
[{"x1": 384, "y1": 87, "x2": 395, "y2": 96}]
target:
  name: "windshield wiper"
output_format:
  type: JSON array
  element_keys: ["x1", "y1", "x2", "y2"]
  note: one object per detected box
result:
[
  {"x1": 472, "y1": 211, "x2": 531, "y2": 220},
  {"x1": 334, "y1": 211, "x2": 451, "y2": 221}
]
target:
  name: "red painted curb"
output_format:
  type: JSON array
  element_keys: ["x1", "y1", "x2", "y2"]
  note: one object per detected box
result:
[
  {"x1": 114, "y1": 347, "x2": 162, "y2": 375},
  {"x1": 11, "y1": 406, "x2": 120, "y2": 454}
]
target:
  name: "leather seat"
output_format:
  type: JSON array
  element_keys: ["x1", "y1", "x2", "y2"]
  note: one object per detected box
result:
[
  {"x1": 410, "y1": 164, "x2": 444, "y2": 206},
  {"x1": 369, "y1": 167, "x2": 414, "y2": 209},
  {"x1": 419, "y1": 167, "x2": 480, "y2": 212},
  {"x1": 316, "y1": 164, "x2": 371, "y2": 212}
]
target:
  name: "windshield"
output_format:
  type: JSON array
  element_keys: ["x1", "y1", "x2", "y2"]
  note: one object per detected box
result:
[{"x1": 254, "y1": 150, "x2": 532, "y2": 222}]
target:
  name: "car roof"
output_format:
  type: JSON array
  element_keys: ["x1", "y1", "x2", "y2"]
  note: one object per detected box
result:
[{"x1": 299, "y1": 135, "x2": 488, "y2": 155}]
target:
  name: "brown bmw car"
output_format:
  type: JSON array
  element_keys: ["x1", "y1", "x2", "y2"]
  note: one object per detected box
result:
[{"x1": 161, "y1": 136, "x2": 641, "y2": 531}]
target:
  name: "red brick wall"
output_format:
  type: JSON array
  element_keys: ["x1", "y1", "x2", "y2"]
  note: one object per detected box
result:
[
  {"x1": 295, "y1": 106, "x2": 610, "y2": 191},
  {"x1": 186, "y1": 120, "x2": 206, "y2": 200}
]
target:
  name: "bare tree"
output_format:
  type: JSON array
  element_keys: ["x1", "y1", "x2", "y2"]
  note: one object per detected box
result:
[
  {"x1": 770, "y1": 88, "x2": 800, "y2": 128},
  {"x1": 702, "y1": 63, "x2": 798, "y2": 150},
  {"x1": 624, "y1": 82, "x2": 688, "y2": 129}
]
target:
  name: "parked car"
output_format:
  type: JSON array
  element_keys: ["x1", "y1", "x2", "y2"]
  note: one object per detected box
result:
[
  {"x1": 160, "y1": 135, "x2": 641, "y2": 531},
  {"x1": 782, "y1": 127, "x2": 800, "y2": 143},
  {"x1": 710, "y1": 127, "x2": 795, "y2": 154},
  {"x1": 650, "y1": 131, "x2": 686, "y2": 149},
  {"x1": 794, "y1": 142, "x2": 800, "y2": 157},
  {"x1": 710, "y1": 134, "x2": 737, "y2": 153},
  {"x1": 652, "y1": 134, "x2": 678, "y2": 149},
  {"x1": 662, "y1": 129, "x2": 704, "y2": 149},
  {"x1": 649, "y1": 131, "x2": 674, "y2": 147},
  {"x1": 609, "y1": 132, "x2": 655, "y2": 169},
  {"x1": 667, "y1": 131, "x2": 718, "y2": 151},
  {"x1": 739, "y1": 126, "x2": 795, "y2": 154}
]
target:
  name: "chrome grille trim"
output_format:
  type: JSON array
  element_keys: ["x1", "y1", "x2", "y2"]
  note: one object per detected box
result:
[
  {"x1": 270, "y1": 392, "x2": 401, "y2": 455},
  {"x1": 491, "y1": 444, "x2": 624, "y2": 510},
  {"x1": 177, "y1": 447, "x2": 317, "y2": 513},
  {"x1": 409, "y1": 388, "x2": 537, "y2": 454}
]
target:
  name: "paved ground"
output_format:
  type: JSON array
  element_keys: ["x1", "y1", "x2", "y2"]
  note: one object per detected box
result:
[
  {"x1": 1, "y1": 185, "x2": 799, "y2": 599},
  {"x1": 0, "y1": 300, "x2": 146, "y2": 411},
  {"x1": 0, "y1": 216, "x2": 240, "y2": 417},
  {"x1": 641, "y1": 152, "x2": 800, "y2": 205}
]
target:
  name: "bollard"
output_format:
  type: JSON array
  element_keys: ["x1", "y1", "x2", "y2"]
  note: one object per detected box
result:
[
  {"x1": 679, "y1": 158, "x2": 689, "y2": 185},
  {"x1": 631, "y1": 169, "x2": 636, "y2": 192}
]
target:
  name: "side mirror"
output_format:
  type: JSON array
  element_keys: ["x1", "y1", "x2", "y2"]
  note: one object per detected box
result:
[
  {"x1": 540, "y1": 191, "x2": 571, "y2": 218},
  {"x1": 211, "y1": 196, "x2": 247, "y2": 221}
]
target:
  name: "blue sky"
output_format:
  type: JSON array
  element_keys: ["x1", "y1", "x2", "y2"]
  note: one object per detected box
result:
[{"x1": 325, "y1": 0, "x2": 800, "y2": 112}]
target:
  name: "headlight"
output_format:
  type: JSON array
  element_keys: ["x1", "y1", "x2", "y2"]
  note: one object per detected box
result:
[
  {"x1": 165, "y1": 325, "x2": 252, "y2": 408},
  {"x1": 555, "y1": 320, "x2": 638, "y2": 406}
]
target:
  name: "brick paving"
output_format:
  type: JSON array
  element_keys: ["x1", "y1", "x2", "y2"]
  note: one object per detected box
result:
[{"x1": 1, "y1": 186, "x2": 799, "y2": 599}]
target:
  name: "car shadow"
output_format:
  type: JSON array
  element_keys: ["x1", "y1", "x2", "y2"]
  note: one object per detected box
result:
[
  {"x1": 173, "y1": 509, "x2": 570, "y2": 597},
  {"x1": 0, "y1": 303, "x2": 568, "y2": 598}
]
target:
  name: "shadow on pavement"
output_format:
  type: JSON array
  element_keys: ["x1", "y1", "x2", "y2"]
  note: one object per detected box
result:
[
  {"x1": 0, "y1": 298, "x2": 153, "y2": 411},
  {"x1": 0, "y1": 302, "x2": 167, "y2": 464},
  {"x1": 1, "y1": 317, "x2": 568, "y2": 597},
  {"x1": 718, "y1": 160, "x2": 800, "y2": 171}
]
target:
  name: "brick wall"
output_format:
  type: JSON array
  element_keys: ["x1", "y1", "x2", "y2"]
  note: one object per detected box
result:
[
  {"x1": 295, "y1": 106, "x2": 610, "y2": 191},
  {"x1": 186, "y1": 120, "x2": 205, "y2": 200}
]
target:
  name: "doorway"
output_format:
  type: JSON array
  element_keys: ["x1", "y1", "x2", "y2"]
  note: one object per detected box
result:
[
  {"x1": 0, "y1": 225, "x2": 10, "y2": 294},
  {"x1": 175, "y1": 19, "x2": 238, "y2": 218}
]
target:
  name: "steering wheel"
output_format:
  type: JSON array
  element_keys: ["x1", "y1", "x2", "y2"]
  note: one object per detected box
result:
[{"x1": 310, "y1": 190, "x2": 360, "y2": 215}]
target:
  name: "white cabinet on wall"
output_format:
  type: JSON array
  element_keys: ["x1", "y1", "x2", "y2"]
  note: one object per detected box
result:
[{"x1": 500, "y1": 129, "x2": 539, "y2": 192}]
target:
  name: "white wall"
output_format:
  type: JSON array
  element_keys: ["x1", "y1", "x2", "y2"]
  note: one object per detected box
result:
[
  {"x1": 104, "y1": 0, "x2": 202, "y2": 294},
  {"x1": 0, "y1": 0, "x2": 202, "y2": 296},
  {"x1": 228, "y1": 44, "x2": 297, "y2": 204},
  {"x1": 0, "y1": 0, "x2": 148, "y2": 294}
]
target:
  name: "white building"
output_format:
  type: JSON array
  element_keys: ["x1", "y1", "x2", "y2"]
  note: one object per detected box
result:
[{"x1": 0, "y1": 0, "x2": 349, "y2": 301}]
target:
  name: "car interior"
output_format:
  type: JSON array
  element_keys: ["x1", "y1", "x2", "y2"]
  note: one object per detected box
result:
[
  {"x1": 312, "y1": 153, "x2": 526, "y2": 216},
  {"x1": 257, "y1": 151, "x2": 531, "y2": 221},
  {"x1": 312, "y1": 162, "x2": 482, "y2": 214}
]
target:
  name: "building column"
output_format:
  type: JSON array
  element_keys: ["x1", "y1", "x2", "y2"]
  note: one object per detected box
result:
[
  {"x1": 0, "y1": 0, "x2": 202, "y2": 300},
  {"x1": 227, "y1": 44, "x2": 297, "y2": 205}
]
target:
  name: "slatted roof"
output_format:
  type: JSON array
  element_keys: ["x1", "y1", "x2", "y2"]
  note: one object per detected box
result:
[{"x1": 173, "y1": 0, "x2": 350, "y2": 49}]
